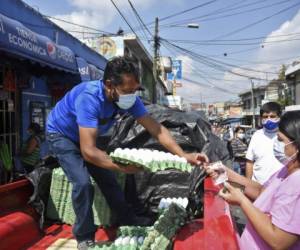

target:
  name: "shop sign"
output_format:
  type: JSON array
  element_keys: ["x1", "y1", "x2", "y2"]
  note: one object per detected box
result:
[
  {"x1": 76, "y1": 57, "x2": 90, "y2": 82},
  {"x1": 0, "y1": 13, "x2": 77, "y2": 72}
]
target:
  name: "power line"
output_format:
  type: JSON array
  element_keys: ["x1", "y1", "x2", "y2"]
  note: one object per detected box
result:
[
  {"x1": 162, "y1": 39, "x2": 278, "y2": 75},
  {"x1": 126, "y1": 0, "x2": 218, "y2": 33},
  {"x1": 213, "y1": 1, "x2": 300, "y2": 39},
  {"x1": 163, "y1": 31, "x2": 300, "y2": 43},
  {"x1": 44, "y1": 15, "x2": 114, "y2": 35},
  {"x1": 158, "y1": 0, "x2": 218, "y2": 22},
  {"x1": 128, "y1": 0, "x2": 153, "y2": 37},
  {"x1": 162, "y1": 41, "x2": 277, "y2": 80},
  {"x1": 110, "y1": 0, "x2": 140, "y2": 38},
  {"x1": 162, "y1": 42, "x2": 247, "y2": 93},
  {"x1": 161, "y1": 0, "x2": 294, "y2": 27},
  {"x1": 158, "y1": 0, "x2": 272, "y2": 28},
  {"x1": 164, "y1": 37, "x2": 300, "y2": 46}
]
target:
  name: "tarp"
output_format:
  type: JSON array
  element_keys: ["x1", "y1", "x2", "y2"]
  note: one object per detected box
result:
[
  {"x1": 0, "y1": 13, "x2": 78, "y2": 73},
  {"x1": 107, "y1": 105, "x2": 231, "y2": 215}
]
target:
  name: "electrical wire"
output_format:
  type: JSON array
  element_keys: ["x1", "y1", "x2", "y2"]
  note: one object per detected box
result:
[
  {"x1": 110, "y1": 0, "x2": 141, "y2": 38},
  {"x1": 162, "y1": 40, "x2": 276, "y2": 81},
  {"x1": 160, "y1": 0, "x2": 294, "y2": 27},
  {"x1": 157, "y1": 0, "x2": 272, "y2": 28},
  {"x1": 128, "y1": 0, "x2": 153, "y2": 37},
  {"x1": 44, "y1": 15, "x2": 114, "y2": 35},
  {"x1": 162, "y1": 39, "x2": 278, "y2": 75},
  {"x1": 213, "y1": 1, "x2": 300, "y2": 39}
]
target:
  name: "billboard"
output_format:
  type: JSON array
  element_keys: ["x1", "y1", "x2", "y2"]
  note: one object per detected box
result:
[
  {"x1": 167, "y1": 60, "x2": 182, "y2": 80},
  {"x1": 81, "y1": 36, "x2": 124, "y2": 60}
]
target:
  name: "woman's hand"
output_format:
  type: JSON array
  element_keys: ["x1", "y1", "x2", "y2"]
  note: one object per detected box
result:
[
  {"x1": 218, "y1": 182, "x2": 246, "y2": 206},
  {"x1": 184, "y1": 152, "x2": 209, "y2": 166}
]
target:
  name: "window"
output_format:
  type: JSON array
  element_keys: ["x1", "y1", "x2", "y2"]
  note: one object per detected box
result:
[{"x1": 0, "y1": 65, "x2": 19, "y2": 157}]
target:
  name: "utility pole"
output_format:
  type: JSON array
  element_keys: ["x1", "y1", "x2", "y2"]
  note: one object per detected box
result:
[
  {"x1": 153, "y1": 17, "x2": 159, "y2": 104},
  {"x1": 250, "y1": 78, "x2": 256, "y2": 128}
]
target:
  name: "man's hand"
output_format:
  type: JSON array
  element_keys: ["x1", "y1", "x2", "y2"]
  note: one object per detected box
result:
[
  {"x1": 184, "y1": 152, "x2": 209, "y2": 166},
  {"x1": 117, "y1": 164, "x2": 143, "y2": 174}
]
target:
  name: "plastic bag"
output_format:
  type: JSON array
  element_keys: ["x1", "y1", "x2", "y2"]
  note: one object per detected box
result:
[{"x1": 107, "y1": 105, "x2": 231, "y2": 216}]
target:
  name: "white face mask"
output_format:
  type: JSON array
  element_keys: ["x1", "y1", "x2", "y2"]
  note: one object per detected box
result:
[
  {"x1": 237, "y1": 133, "x2": 245, "y2": 140},
  {"x1": 115, "y1": 93, "x2": 136, "y2": 109},
  {"x1": 273, "y1": 138, "x2": 298, "y2": 165}
]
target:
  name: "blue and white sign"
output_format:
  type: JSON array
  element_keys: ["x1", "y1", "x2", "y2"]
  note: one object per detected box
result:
[
  {"x1": 76, "y1": 57, "x2": 90, "y2": 81},
  {"x1": 0, "y1": 13, "x2": 77, "y2": 73},
  {"x1": 167, "y1": 60, "x2": 182, "y2": 80}
]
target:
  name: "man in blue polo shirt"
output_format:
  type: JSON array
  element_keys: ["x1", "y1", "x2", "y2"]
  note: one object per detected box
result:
[{"x1": 46, "y1": 57, "x2": 208, "y2": 250}]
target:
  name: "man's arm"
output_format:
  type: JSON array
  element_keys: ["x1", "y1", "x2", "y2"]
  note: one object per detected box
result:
[
  {"x1": 137, "y1": 115, "x2": 208, "y2": 165},
  {"x1": 79, "y1": 126, "x2": 140, "y2": 174},
  {"x1": 246, "y1": 159, "x2": 254, "y2": 179}
]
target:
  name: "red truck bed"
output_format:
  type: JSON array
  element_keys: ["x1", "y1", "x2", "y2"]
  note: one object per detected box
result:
[{"x1": 0, "y1": 178, "x2": 239, "y2": 250}]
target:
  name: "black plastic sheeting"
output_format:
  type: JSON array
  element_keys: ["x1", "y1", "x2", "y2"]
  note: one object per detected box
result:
[
  {"x1": 28, "y1": 105, "x2": 231, "y2": 226},
  {"x1": 26, "y1": 158, "x2": 58, "y2": 229},
  {"x1": 107, "y1": 105, "x2": 231, "y2": 217}
]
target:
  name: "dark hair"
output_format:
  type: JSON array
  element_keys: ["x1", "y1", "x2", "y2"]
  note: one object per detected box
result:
[
  {"x1": 103, "y1": 56, "x2": 140, "y2": 86},
  {"x1": 234, "y1": 126, "x2": 245, "y2": 134},
  {"x1": 260, "y1": 102, "x2": 282, "y2": 117},
  {"x1": 279, "y1": 111, "x2": 300, "y2": 161},
  {"x1": 28, "y1": 122, "x2": 41, "y2": 134}
]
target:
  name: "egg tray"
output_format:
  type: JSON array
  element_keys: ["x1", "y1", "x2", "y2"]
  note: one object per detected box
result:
[
  {"x1": 110, "y1": 154, "x2": 193, "y2": 173},
  {"x1": 91, "y1": 204, "x2": 187, "y2": 250}
]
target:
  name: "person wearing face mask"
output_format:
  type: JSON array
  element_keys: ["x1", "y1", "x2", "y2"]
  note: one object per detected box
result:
[
  {"x1": 46, "y1": 56, "x2": 208, "y2": 250},
  {"x1": 230, "y1": 126, "x2": 248, "y2": 175},
  {"x1": 245, "y1": 102, "x2": 283, "y2": 184},
  {"x1": 205, "y1": 110, "x2": 300, "y2": 250}
]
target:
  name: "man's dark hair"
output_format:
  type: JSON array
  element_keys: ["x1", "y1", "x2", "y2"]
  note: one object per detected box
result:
[
  {"x1": 260, "y1": 102, "x2": 282, "y2": 117},
  {"x1": 103, "y1": 56, "x2": 140, "y2": 86},
  {"x1": 279, "y1": 111, "x2": 300, "y2": 162}
]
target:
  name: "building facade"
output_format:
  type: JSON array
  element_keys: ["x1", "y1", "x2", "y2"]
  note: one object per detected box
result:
[{"x1": 0, "y1": 0, "x2": 107, "y2": 158}]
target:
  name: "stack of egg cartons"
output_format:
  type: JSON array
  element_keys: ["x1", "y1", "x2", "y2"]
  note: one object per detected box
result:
[
  {"x1": 110, "y1": 148, "x2": 193, "y2": 173},
  {"x1": 140, "y1": 203, "x2": 187, "y2": 250},
  {"x1": 46, "y1": 168, "x2": 125, "y2": 226},
  {"x1": 91, "y1": 226, "x2": 149, "y2": 250}
]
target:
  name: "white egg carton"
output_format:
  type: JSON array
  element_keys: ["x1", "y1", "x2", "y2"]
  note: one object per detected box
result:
[{"x1": 110, "y1": 148, "x2": 193, "y2": 172}]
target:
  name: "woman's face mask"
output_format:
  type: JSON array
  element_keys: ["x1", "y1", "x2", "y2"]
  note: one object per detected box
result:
[{"x1": 273, "y1": 138, "x2": 298, "y2": 165}]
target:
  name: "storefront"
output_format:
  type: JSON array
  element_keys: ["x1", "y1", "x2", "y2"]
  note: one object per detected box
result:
[{"x1": 0, "y1": 13, "x2": 80, "y2": 157}]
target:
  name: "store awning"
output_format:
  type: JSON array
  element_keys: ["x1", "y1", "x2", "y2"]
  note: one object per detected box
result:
[
  {"x1": 88, "y1": 64, "x2": 103, "y2": 80},
  {"x1": 76, "y1": 57, "x2": 91, "y2": 81},
  {"x1": 0, "y1": 13, "x2": 78, "y2": 74}
]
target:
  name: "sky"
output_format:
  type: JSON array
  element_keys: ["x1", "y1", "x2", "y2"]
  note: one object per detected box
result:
[{"x1": 23, "y1": 0, "x2": 300, "y2": 104}]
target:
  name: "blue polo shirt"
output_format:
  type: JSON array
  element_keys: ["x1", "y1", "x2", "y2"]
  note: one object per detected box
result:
[{"x1": 47, "y1": 80, "x2": 147, "y2": 142}]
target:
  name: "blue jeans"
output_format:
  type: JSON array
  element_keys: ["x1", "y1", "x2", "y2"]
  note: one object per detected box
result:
[{"x1": 46, "y1": 133, "x2": 134, "y2": 242}]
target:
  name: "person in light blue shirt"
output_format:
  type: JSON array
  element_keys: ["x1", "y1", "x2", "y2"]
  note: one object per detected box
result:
[{"x1": 46, "y1": 56, "x2": 208, "y2": 250}]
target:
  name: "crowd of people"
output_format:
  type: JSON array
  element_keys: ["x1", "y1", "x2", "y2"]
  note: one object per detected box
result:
[{"x1": 209, "y1": 101, "x2": 299, "y2": 249}]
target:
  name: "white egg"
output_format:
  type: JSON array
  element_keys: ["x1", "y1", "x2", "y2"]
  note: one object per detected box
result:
[
  {"x1": 183, "y1": 198, "x2": 189, "y2": 208},
  {"x1": 115, "y1": 237, "x2": 122, "y2": 246},
  {"x1": 138, "y1": 236, "x2": 144, "y2": 245},
  {"x1": 122, "y1": 236, "x2": 131, "y2": 245},
  {"x1": 130, "y1": 236, "x2": 138, "y2": 245}
]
